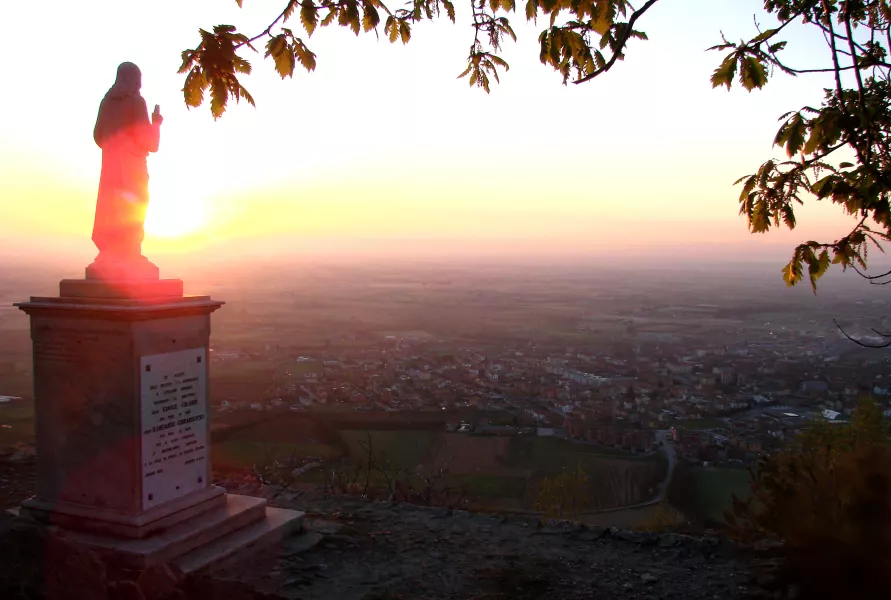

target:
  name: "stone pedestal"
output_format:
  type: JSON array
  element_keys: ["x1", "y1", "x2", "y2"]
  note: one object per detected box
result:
[
  {"x1": 85, "y1": 253, "x2": 161, "y2": 280},
  {"x1": 12, "y1": 274, "x2": 304, "y2": 573}
]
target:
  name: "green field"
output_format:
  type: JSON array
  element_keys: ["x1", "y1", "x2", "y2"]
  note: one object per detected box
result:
[
  {"x1": 445, "y1": 474, "x2": 528, "y2": 499},
  {"x1": 213, "y1": 429, "x2": 442, "y2": 472},
  {"x1": 342, "y1": 431, "x2": 664, "y2": 508},
  {"x1": 690, "y1": 467, "x2": 752, "y2": 521},
  {"x1": 213, "y1": 440, "x2": 340, "y2": 468},
  {"x1": 506, "y1": 436, "x2": 661, "y2": 469},
  {"x1": 340, "y1": 429, "x2": 439, "y2": 470},
  {"x1": 211, "y1": 424, "x2": 667, "y2": 511}
]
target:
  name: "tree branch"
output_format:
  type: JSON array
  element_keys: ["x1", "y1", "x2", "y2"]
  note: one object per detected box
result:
[
  {"x1": 236, "y1": 0, "x2": 299, "y2": 49},
  {"x1": 824, "y1": 3, "x2": 846, "y2": 101},
  {"x1": 851, "y1": 265, "x2": 891, "y2": 284},
  {"x1": 833, "y1": 318, "x2": 891, "y2": 348},
  {"x1": 766, "y1": 60, "x2": 870, "y2": 75},
  {"x1": 815, "y1": 20, "x2": 871, "y2": 57},
  {"x1": 573, "y1": 0, "x2": 661, "y2": 85}
]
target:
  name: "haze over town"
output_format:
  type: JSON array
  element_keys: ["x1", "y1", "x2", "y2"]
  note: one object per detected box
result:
[{"x1": 3, "y1": 256, "x2": 889, "y2": 526}]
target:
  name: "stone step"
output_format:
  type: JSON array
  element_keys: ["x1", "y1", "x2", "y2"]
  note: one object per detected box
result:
[
  {"x1": 64, "y1": 494, "x2": 269, "y2": 570},
  {"x1": 173, "y1": 506, "x2": 305, "y2": 575}
]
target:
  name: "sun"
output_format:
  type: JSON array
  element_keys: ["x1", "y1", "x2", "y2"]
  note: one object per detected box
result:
[{"x1": 144, "y1": 175, "x2": 208, "y2": 239}]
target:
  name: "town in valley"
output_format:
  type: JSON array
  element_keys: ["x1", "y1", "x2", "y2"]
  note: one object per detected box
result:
[{"x1": 2, "y1": 258, "x2": 889, "y2": 525}]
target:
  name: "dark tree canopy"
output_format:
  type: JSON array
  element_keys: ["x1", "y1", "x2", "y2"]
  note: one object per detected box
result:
[{"x1": 181, "y1": 0, "x2": 891, "y2": 291}]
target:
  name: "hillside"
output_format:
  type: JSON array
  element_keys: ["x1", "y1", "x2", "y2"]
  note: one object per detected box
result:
[
  {"x1": 227, "y1": 492, "x2": 776, "y2": 600},
  {"x1": 0, "y1": 487, "x2": 781, "y2": 600}
]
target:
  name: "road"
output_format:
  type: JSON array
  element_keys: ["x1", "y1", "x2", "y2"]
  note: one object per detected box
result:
[
  {"x1": 561, "y1": 428, "x2": 678, "y2": 508},
  {"x1": 562, "y1": 429, "x2": 679, "y2": 515},
  {"x1": 653, "y1": 429, "x2": 677, "y2": 502},
  {"x1": 430, "y1": 428, "x2": 682, "y2": 520},
  {"x1": 593, "y1": 429, "x2": 677, "y2": 513}
]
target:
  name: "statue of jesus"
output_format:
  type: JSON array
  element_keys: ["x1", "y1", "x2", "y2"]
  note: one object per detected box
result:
[{"x1": 87, "y1": 62, "x2": 163, "y2": 279}]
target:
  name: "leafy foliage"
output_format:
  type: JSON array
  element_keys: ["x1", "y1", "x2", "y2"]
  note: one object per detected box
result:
[
  {"x1": 265, "y1": 29, "x2": 317, "y2": 79},
  {"x1": 179, "y1": 25, "x2": 257, "y2": 119},
  {"x1": 179, "y1": 1, "x2": 891, "y2": 289},
  {"x1": 181, "y1": 0, "x2": 656, "y2": 117},
  {"x1": 726, "y1": 397, "x2": 891, "y2": 598},
  {"x1": 712, "y1": 1, "x2": 891, "y2": 291}
]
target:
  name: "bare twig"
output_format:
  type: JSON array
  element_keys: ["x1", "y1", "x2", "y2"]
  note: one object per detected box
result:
[
  {"x1": 358, "y1": 431, "x2": 376, "y2": 498},
  {"x1": 833, "y1": 318, "x2": 891, "y2": 348},
  {"x1": 851, "y1": 265, "x2": 891, "y2": 284}
]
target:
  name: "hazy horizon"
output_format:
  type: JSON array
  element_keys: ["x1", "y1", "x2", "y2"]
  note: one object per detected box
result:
[{"x1": 4, "y1": 236, "x2": 889, "y2": 302}]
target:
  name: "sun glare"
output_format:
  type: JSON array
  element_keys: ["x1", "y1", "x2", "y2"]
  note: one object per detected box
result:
[{"x1": 145, "y1": 176, "x2": 208, "y2": 239}]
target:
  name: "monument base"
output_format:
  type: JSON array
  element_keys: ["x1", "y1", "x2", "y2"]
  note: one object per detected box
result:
[
  {"x1": 14, "y1": 272, "x2": 306, "y2": 577},
  {"x1": 19, "y1": 486, "x2": 226, "y2": 539},
  {"x1": 60, "y1": 278, "x2": 184, "y2": 300},
  {"x1": 10, "y1": 494, "x2": 305, "y2": 574},
  {"x1": 85, "y1": 253, "x2": 160, "y2": 280}
]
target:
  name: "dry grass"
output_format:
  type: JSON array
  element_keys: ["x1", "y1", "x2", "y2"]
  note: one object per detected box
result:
[{"x1": 633, "y1": 502, "x2": 683, "y2": 532}]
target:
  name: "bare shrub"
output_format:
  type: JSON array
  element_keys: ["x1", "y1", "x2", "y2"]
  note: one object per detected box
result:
[
  {"x1": 317, "y1": 431, "x2": 473, "y2": 509},
  {"x1": 533, "y1": 463, "x2": 589, "y2": 519},
  {"x1": 634, "y1": 502, "x2": 683, "y2": 533}
]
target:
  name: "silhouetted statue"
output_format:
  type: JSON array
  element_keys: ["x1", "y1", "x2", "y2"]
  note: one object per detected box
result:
[{"x1": 87, "y1": 62, "x2": 163, "y2": 279}]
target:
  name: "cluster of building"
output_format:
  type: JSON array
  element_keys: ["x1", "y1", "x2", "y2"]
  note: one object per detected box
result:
[{"x1": 209, "y1": 326, "x2": 891, "y2": 463}]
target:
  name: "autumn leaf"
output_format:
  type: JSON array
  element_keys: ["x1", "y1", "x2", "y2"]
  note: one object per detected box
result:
[
  {"x1": 782, "y1": 256, "x2": 803, "y2": 287},
  {"x1": 442, "y1": 0, "x2": 456, "y2": 22},
  {"x1": 301, "y1": 3, "x2": 319, "y2": 35},
  {"x1": 739, "y1": 55, "x2": 768, "y2": 91},
  {"x1": 386, "y1": 16, "x2": 398, "y2": 43},
  {"x1": 209, "y1": 77, "x2": 228, "y2": 119},
  {"x1": 362, "y1": 3, "x2": 380, "y2": 32},
  {"x1": 399, "y1": 20, "x2": 411, "y2": 44},
  {"x1": 294, "y1": 39, "x2": 317, "y2": 72},
  {"x1": 710, "y1": 55, "x2": 737, "y2": 90},
  {"x1": 266, "y1": 34, "x2": 296, "y2": 78},
  {"x1": 182, "y1": 68, "x2": 208, "y2": 107}
]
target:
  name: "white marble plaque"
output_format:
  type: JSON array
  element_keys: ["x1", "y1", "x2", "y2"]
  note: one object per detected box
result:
[{"x1": 140, "y1": 348, "x2": 208, "y2": 510}]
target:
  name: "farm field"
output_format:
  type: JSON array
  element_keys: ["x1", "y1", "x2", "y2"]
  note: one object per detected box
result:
[
  {"x1": 213, "y1": 440, "x2": 340, "y2": 468},
  {"x1": 211, "y1": 425, "x2": 667, "y2": 512},
  {"x1": 690, "y1": 467, "x2": 752, "y2": 521},
  {"x1": 340, "y1": 430, "x2": 440, "y2": 471}
]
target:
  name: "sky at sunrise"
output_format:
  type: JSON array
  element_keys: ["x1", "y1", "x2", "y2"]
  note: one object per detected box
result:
[{"x1": 0, "y1": 0, "x2": 868, "y2": 268}]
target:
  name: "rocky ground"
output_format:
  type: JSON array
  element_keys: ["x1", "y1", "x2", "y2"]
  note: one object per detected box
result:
[
  {"x1": 220, "y1": 493, "x2": 780, "y2": 600},
  {"x1": 0, "y1": 456, "x2": 35, "y2": 508},
  {"x1": 0, "y1": 459, "x2": 783, "y2": 600}
]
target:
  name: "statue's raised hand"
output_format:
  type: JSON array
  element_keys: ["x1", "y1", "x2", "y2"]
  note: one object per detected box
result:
[{"x1": 152, "y1": 104, "x2": 163, "y2": 126}]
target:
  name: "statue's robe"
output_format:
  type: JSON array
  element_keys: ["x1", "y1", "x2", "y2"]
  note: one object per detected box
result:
[{"x1": 91, "y1": 63, "x2": 160, "y2": 259}]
